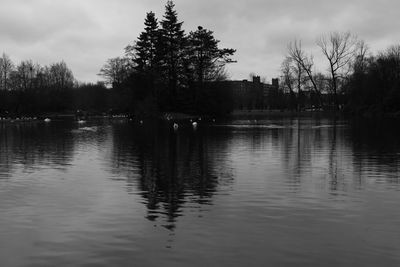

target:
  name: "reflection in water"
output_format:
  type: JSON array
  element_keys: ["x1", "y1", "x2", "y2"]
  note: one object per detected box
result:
[
  {"x1": 0, "y1": 117, "x2": 400, "y2": 266},
  {"x1": 0, "y1": 122, "x2": 75, "y2": 178},
  {"x1": 349, "y1": 119, "x2": 400, "y2": 185},
  {"x1": 108, "y1": 122, "x2": 234, "y2": 230}
]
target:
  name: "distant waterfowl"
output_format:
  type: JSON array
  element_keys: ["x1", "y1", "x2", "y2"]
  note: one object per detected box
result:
[
  {"x1": 173, "y1": 123, "x2": 179, "y2": 130},
  {"x1": 77, "y1": 119, "x2": 86, "y2": 124},
  {"x1": 44, "y1": 118, "x2": 51, "y2": 122},
  {"x1": 140, "y1": 120, "x2": 144, "y2": 124},
  {"x1": 192, "y1": 121, "x2": 198, "y2": 128}
]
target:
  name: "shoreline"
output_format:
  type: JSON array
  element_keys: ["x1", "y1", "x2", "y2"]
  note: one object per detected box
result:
[{"x1": 1, "y1": 109, "x2": 400, "y2": 123}]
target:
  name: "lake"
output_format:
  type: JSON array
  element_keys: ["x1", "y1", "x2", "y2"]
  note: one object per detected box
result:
[{"x1": 0, "y1": 117, "x2": 399, "y2": 266}]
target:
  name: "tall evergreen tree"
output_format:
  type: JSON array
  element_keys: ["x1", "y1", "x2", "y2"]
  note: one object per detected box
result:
[
  {"x1": 125, "y1": 12, "x2": 161, "y2": 111},
  {"x1": 187, "y1": 26, "x2": 235, "y2": 108},
  {"x1": 188, "y1": 26, "x2": 235, "y2": 84},
  {"x1": 159, "y1": 0, "x2": 186, "y2": 110},
  {"x1": 126, "y1": 11, "x2": 159, "y2": 73}
]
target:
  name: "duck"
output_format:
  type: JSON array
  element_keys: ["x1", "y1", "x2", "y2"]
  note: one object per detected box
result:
[
  {"x1": 44, "y1": 118, "x2": 51, "y2": 122},
  {"x1": 173, "y1": 123, "x2": 179, "y2": 130}
]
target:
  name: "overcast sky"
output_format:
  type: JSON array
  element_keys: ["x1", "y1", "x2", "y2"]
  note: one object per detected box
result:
[{"x1": 1, "y1": 0, "x2": 399, "y2": 83}]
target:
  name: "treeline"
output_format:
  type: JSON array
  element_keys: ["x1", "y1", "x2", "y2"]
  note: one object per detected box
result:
[
  {"x1": 346, "y1": 45, "x2": 400, "y2": 115},
  {"x1": 278, "y1": 32, "x2": 400, "y2": 116},
  {"x1": 0, "y1": 53, "x2": 76, "y2": 115},
  {"x1": 99, "y1": 0, "x2": 236, "y2": 116},
  {"x1": 0, "y1": 1, "x2": 235, "y2": 117},
  {"x1": 0, "y1": 53, "x2": 113, "y2": 116}
]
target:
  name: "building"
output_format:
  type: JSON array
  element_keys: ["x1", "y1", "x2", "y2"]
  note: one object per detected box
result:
[{"x1": 212, "y1": 76, "x2": 279, "y2": 110}]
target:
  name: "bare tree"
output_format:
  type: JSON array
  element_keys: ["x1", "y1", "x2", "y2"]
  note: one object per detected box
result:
[
  {"x1": 295, "y1": 60, "x2": 306, "y2": 98},
  {"x1": 281, "y1": 57, "x2": 295, "y2": 94},
  {"x1": 287, "y1": 40, "x2": 322, "y2": 107},
  {"x1": 317, "y1": 32, "x2": 358, "y2": 109},
  {"x1": 98, "y1": 57, "x2": 130, "y2": 88},
  {"x1": 14, "y1": 60, "x2": 36, "y2": 91},
  {"x1": 280, "y1": 57, "x2": 298, "y2": 110},
  {"x1": 49, "y1": 61, "x2": 74, "y2": 89},
  {"x1": 282, "y1": 55, "x2": 307, "y2": 110},
  {"x1": 356, "y1": 40, "x2": 368, "y2": 64},
  {"x1": 0, "y1": 53, "x2": 14, "y2": 91}
]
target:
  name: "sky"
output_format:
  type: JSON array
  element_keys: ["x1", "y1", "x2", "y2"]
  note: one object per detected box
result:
[{"x1": 1, "y1": 0, "x2": 399, "y2": 83}]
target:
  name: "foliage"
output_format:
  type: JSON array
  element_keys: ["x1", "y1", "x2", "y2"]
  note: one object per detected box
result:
[
  {"x1": 98, "y1": 57, "x2": 130, "y2": 88},
  {"x1": 346, "y1": 45, "x2": 400, "y2": 115},
  {"x1": 0, "y1": 55, "x2": 77, "y2": 115},
  {"x1": 100, "y1": 1, "x2": 236, "y2": 116}
]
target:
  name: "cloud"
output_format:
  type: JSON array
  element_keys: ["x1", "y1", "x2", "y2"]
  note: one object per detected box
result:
[
  {"x1": 0, "y1": 0, "x2": 399, "y2": 82},
  {"x1": 173, "y1": 0, "x2": 400, "y2": 80}
]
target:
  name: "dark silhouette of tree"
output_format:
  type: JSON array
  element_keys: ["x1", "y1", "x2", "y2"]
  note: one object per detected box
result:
[
  {"x1": 10, "y1": 60, "x2": 37, "y2": 113},
  {"x1": 317, "y1": 32, "x2": 358, "y2": 110},
  {"x1": 187, "y1": 26, "x2": 235, "y2": 107},
  {"x1": 281, "y1": 57, "x2": 295, "y2": 93},
  {"x1": 280, "y1": 57, "x2": 297, "y2": 110},
  {"x1": 352, "y1": 40, "x2": 369, "y2": 75},
  {"x1": 159, "y1": 0, "x2": 187, "y2": 110},
  {"x1": 125, "y1": 11, "x2": 162, "y2": 113},
  {"x1": 13, "y1": 60, "x2": 35, "y2": 92},
  {"x1": 0, "y1": 53, "x2": 14, "y2": 91},
  {"x1": 188, "y1": 26, "x2": 235, "y2": 84},
  {"x1": 40, "y1": 61, "x2": 75, "y2": 112},
  {"x1": 126, "y1": 12, "x2": 160, "y2": 74},
  {"x1": 287, "y1": 40, "x2": 322, "y2": 107},
  {"x1": 0, "y1": 56, "x2": 77, "y2": 115},
  {"x1": 95, "y1": 1, "x2": 238, "y2": 116},
  {"x1": 73, "y1": 82, "x2": 110, "y2": 112},
  {"x1": 99, "y1": 57, "x2": 130, "y2": 88},
  {"x1": 48, "y1": 61, "x2": 74, "y2": 90},
  {"x1": 345, "y1": 44, "x2": 400, "y2": 115}
]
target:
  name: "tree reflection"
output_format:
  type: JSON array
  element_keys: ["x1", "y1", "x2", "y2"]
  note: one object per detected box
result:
[
  {"x1": 106, "y1": 117, "x2": 400, "y2": 230},
  {"x1": 108, "y1": 122, "x2": 233, "y2": 230},
  {"x1": 348, "y1": 118, "x2": 400, "y2": 185},
  {"x1": 0, "y1": 122, "x2": 75, "y2": 177}
]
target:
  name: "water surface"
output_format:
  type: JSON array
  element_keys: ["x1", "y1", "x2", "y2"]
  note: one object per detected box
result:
[{"x1": 0, "y1": 117, "x2": 400, "y2": 266}]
